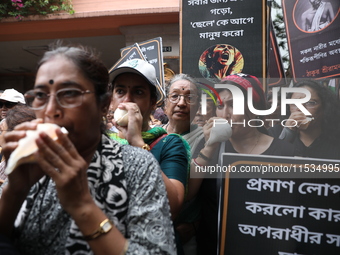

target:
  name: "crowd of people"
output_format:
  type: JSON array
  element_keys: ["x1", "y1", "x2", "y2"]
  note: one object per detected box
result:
[{"x1": 0, "y1": 42, "x2": 339, "y2": 254}]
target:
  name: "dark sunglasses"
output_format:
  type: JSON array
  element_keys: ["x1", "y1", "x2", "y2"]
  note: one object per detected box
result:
[{"x1": 0, "y1": 101, "x2": 18, "y2": 109}]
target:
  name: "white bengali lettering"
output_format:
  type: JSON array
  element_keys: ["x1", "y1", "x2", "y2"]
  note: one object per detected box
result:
[
  {"x1": 221, "y1": 29, "x2": 244, "y2": 37},
  {"x1": 188, "y1": 0, "x2": 208, "y2": 6},
  {"x1": 238, "y1": 224, "x2": 257, "y2": 236},
  {"x1": 190, "y1": 20, "x2": 215, "y2": 28},
  {"x1": 290, "y1": 225, "x2": 323, "y2": 244},
  {"x1": 326, "y1": 234, "x2": 340, "y2": 247},
  {"x1": 328, "y1": 38, "x2": 340, "y2": 46},
  {"x1": 298, "y1": 182, "x2": 331, "y2": 196},
  {"x1": 216, "y1": 19, "x2": 229, "y2": 26},
  {"x1": 300, "y1": 48, "x2": 312, "y2": 55},
  {"x1": 210, "y1": 0, "x2": 229, "y2": 3},
  {"x1": 245, "y1": 202, "x2": 304, "y2": 218},
  {"x1": 149, "y1": 58, "x2": 157, "y2": 64},
  {"x1": 238, "y1": 224, "x2": 322, "y2": 244},
  {"x1": 210, "y1": 7, "x2": 232, "y2": 15},
  {"x1": 127, "y1": 52, "x2": 136, "y2": 60},
  {"x1": 308, "y1": 207, "x2": 340, "y2": 222},
  {"x1": 330, "y1": 185, "x2": 340, "y2": 194},
  {"x1": 199, "y1": 31, "x2": 221, "y2": 40},
  {"x1": 246, "y1": 179, "x2": 295, "y2": 193}
]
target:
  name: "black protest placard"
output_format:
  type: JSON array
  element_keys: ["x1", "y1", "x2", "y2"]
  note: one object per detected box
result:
[
  {"x1": 181, "y1": 0, "x2": 266, "y2": 85},
  {"x1": 109, "y1": 43, "x2": 145, "y2": 71},
  {"x1": 282, "y1": 0, "x2": 340, "y2": 81},
  {"x1": 121, "y1": 37, "x2": 165, "y2": 91},
  {"x1": 219, "y1": 153, "x2": 340, "y2": 255}
]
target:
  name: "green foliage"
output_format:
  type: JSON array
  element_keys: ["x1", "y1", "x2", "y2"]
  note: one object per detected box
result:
[{"x1": 0, "y1": 0, "x2": 74, "y2": 20}]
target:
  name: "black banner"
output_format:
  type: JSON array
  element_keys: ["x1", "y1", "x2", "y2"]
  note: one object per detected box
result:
[
  {"x1": 121, "y1": 37, "x2": 165, "y2": 91},
  {"x1": 109, "y1": 44, "x2": 145, "y2": 71},
  {"x1": 219, "y1": 153, "x2": 340, "y2": 255},
  {"x1": 282, "y1": 0, "x2": 340, "y2": 81},
  {"x1": 181, "y1": 0, "x2": 266, "y2": 86}
]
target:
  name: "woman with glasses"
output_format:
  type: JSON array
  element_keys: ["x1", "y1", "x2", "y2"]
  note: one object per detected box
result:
[
  {"x1": 278, "y1": 80, "x2": 340, "y2": 159},
  {"x1": 0, "y1": 44, "x2": 176, "y2": 254},
  {"x1": 163, "y1": 74, "x2": 200, "y2": 134},
  {"x1": 163, "y1": 74, "x2": 207, "y2": 255}
]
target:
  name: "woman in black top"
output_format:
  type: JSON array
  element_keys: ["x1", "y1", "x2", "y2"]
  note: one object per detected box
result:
[
  {"x1": 277, "y1": 80, "x2": 340, "y2": 160},
  {"x1": 196, "y1": 73, "x2": 295, "y2": 254}
]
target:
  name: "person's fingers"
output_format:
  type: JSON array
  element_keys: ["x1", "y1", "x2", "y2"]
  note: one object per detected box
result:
[
  {"x1": 118, "y1": 103, "x2": 140, "y2": 113},
  {"x1": 34, "y1": 133, "x2": 65, "y2": 179},
  {"x1": 1, "y1": 141, "x2": 20, "y2": 160},
  {"x1": 13, "y1": 119, "x2": 43, "y2": 131},
  {"x1": 54, "y1": 129, "x2": 80, "y2": 161},
  {"x1": 3, "y1": 130, "x2": 26, "y2": 143}
]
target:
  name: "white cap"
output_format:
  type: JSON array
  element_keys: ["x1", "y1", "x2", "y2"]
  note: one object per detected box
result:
[
  {"x1": 0, "y1": 89, "x2": 25, "y2": 104},
  {"x1": 109, "y1": 59, "x2": 157, "y2": 87}
]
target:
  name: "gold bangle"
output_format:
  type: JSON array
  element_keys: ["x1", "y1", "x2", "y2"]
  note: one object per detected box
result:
[
  {"x1": 120, "y1": 240, "x2": 129, "y2": 255},
  {"x1": 83, "y1": 219, "x2": 113, "y2": 241},
  {"x1": 142, "y1": 144, "x2": 151, "y2": 151}
]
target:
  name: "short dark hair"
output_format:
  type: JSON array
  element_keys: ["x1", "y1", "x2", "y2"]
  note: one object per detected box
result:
[
  {"x1": 38, "y1": 41, "x2": 112, "y2": 133},
  {"x1": 38, "y1": 42, "x2": 111, "y2": 106},
  {"x1": 6, "y1": 105, "x2": 36, "y2": 131}
]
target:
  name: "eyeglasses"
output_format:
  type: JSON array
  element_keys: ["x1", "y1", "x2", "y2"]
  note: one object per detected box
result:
[
  {"x1": 24, "y1": 88, "x2": 94, "y2": 110},
  {"x1": 0, "y1": 130, "x2": 8, "y2": 135},
  {"x1": 0, "y1": 101, "x2": 17, "y2": 109},
  {"x1": 168, "y1": 93, "x2": 198, "y2": 105},
  {"x1": 290, "y1": 100, "x2": 319, "y2": 110}
]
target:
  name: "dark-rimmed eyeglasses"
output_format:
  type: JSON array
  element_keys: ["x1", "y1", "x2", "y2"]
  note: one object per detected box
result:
[
  {"x1": 24, "y1": 88, "x2": 94, "y2": 110},
  {"x1": 168, "y1": 93, "x2": 198, "y2": 105},
  {"x1": 0, "y1": 101, "x2": 17, "y2": 109}
]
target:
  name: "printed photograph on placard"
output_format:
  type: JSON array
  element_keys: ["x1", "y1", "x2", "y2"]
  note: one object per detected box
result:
[
  {"x1": 198, "y1": 44, "x2": 244, "y2": 83},
  {"x1": 293, "y1": 0, "x2": 339, "y2": 33}
]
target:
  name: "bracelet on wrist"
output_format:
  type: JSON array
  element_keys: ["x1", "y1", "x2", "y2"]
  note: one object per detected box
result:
[
  {"x1": 83, "y1": 219, "x2": 113, "y2": 241},
  {"x1": 121, "y1": 240, "x2": 129, "y2": 255},
  {"x1": 198, "y1": 152, "x2": 209, "y2": 161},
  {"x1": 193, "y1": 158, "x2": 203, "y2": 167}
]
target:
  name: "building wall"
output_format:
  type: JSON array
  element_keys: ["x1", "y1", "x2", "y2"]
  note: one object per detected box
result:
[
  {"x1": 72, "y1": 0, "x2": 179, "y2": 13},
  {"x1": 0, "y1": 0, "x2": 181, "y2": 91}
]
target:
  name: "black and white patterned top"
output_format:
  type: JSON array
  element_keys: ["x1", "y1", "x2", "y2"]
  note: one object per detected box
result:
[{"x1": 13, "y1": 135, "x2": 176, "y2": 254}]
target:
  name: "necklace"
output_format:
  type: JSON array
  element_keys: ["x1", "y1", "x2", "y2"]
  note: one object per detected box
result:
[{"x1": 248, "y1": 133, "x2": 260, "y2": 154}]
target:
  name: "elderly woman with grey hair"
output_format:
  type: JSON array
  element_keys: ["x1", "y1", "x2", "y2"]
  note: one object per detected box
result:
[{"x1": 163, "y1": 74, "x2": 217, "y2": 255}]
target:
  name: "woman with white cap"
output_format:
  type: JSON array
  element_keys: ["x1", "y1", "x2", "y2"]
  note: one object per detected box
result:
[
  {"x1": 0, "y1": 89, "x2": 26, "y2": 119},
  {"x1": 109, "y1": 59, "x2": 190, "y2": 221}
]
